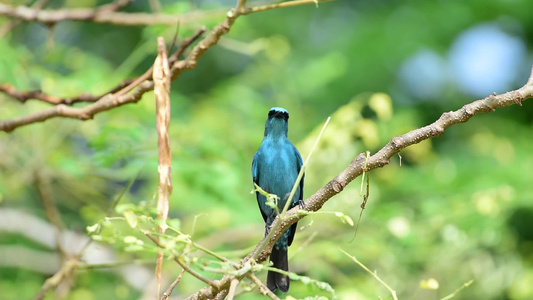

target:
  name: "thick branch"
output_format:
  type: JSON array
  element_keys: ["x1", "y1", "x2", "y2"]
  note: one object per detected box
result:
[{"x1": 184, "y1": 67, "x2": 533, "y2": 300}]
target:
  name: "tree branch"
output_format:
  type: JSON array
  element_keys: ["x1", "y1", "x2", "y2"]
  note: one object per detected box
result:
[
  {"x1": 0, "y1": 27, "x2": 205, "y2": 107},
  {"x1": 160, "y1": 269, "x2": 185, "y2": 300},
  {"x1": 0, "y1": 0, "x2": 328, "y2": 133},
  {"x1": 0, "y1": 81, "x2": 132, "y2": 105},
  {"x1": 153, "y1": 36, "x2": 173, "y2": 298},
  {"x1": 0, "y1": 0, "x2": 51, "y2": 37},
  {"x1": 0, "y1": 2, "x2": 214, "y2": 26},
  {"x1": 183, "y1": 67, "x2": 533, "y2": 299},
  {"x1": 242, "y1": 0, "x2": 334, "y2": 15},
  {"x1": 144, "y1": 232, "x2": 218, "y2": 289},
  {"x1": 0, "y1": 28, "x2": 205, "y2": 132}
]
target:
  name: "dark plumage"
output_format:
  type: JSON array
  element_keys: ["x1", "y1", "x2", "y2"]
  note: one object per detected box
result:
[{"x1": 252, "y1": 107, "x2": 304, "y2": 292}]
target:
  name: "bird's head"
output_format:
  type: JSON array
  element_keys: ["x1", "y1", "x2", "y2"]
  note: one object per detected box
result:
[{"x1": 264, "y1": 107, "x2": 289, "y2": 137}]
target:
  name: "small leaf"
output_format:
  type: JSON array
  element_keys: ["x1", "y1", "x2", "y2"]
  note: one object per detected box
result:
[
  {"x1": 123, "y1": 236, "x2": 138, "y2": 244},
  {"x1": 124, "y1": 244, "x2": 144, "y2": 252},
  {"x1": 420, "y1": 278, "x2": 439, "y2": 290},
  {"x1": 167, "y1": 218, "x2": 181, "y2": 230},
  {"x1": 123, "y1": 210, "x2": 138, "y2": 228},
  {"x1": 91, "y1": 235, "x2": 103, "y2": 241},
  {"x1": 334, "y1": 212, "x2": 354, "y2": 226},
  {"x1": 342, "y1": 214, "x2": 354, "y2": 226},
  {"x1": 86, "y1": 223, "x2": 101, "y2": 234},
  {"x1": 115, "y1": 203, "x2": 135, "y2": 214}
]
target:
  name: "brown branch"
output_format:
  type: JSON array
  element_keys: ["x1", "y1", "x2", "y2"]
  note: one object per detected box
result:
[
  {"x1": 154, "y1": 36, "x2": 173, "y2": 298},
  {"x1": 144, "y1": 232, "x2": 218, "y2": 289},
  {"x1": 115, "y1": 26, "x2": 206, "y2": 98},
  {"x1": 0, "y1": 2, "x2": 218, "y2": 26},
  {"x1": 34, "y1": 171, "x2": 65, "y2": 258},
  {"x1": 246, "y1": 274, "x2": 280, "y2": 300},
  {"x1": 0, "y1": 0, "x2": 321, "y2": 132},
  {"x1": 0, "y1": 81, "x2": 153, "y2": 132},
  {"x1": 0, "y1": 28, "x2": 205, "y2": 132},
  {"x1": 31, "y1": 256, "x2": 82, "y2": 300},
  {"x1": 0, "y1": 27, "x2": 205, "y2": 106},
  {"x1": 242, "y1": 0, "x2": 334, "y2": 15},
  {"x1": 0, "y1": 81, "x2": 132, "y2": 105},
  {"x1": 0, "y1": 0, "x2": 51, "y2": 37},
  {"x1": 184, "y1": 67, "x2": 533, "y2": 300},
  {"x1": 98, "y1": 0, "x2": 134, "y2": 12},
  {"x1": 160, "y1": 269, "x2": 185, "y2": 300},
  {"x1": 149, "y1": 0, "x2": 163, "y2": 13}
]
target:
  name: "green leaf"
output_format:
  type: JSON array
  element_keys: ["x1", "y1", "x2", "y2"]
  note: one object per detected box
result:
[
  {"x1": 123, "y1": 210, "x2": 138, "y2": 228},
  {"x1": 86, "y1": 223, "x2": 101, "y2": 234}
]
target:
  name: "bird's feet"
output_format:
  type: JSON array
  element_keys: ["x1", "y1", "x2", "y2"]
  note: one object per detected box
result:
[
  {"x1": 264, "y1": 223, "x2": 272, "y2": 236},
  {"x1": 298, "y1": 199, "x2": 307, "y2": 210}
]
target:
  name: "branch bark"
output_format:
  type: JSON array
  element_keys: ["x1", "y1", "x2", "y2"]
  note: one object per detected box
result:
[
  {"x1": 0, "y1": 1, "x2": 212, "y2": 26},
  {"x1": 153, "y1": 36, "x2": 173, "y2": 298}
]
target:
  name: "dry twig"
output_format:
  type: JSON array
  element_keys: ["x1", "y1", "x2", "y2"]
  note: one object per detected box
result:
[
  {"x1": 160, "y1": 269, "x2": 186, "y2": 300},
  {"x1": 0, "y1": 1, "x2": 212, "y2": 26},
  {"x1": 0, "y1": 28, "x2": 205, "y2": 132},
  {"x1": 153, "y1": 36, "x2": 173, "y2": 298}
]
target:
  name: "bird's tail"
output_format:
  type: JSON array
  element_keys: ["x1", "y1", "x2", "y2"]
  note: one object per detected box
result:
[{"x1": 267, "y1": 247, "x2": 289, "y2": 292}]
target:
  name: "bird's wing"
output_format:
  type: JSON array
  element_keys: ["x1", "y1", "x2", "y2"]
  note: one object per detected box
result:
[
  {"x1": 287, "y1": 145, "x2": 304, "y2": 247},
  {"x1": 252, "y1": 152, "x2": 259, "y2": 183},
  {"x1": 295, "y1": 146, "x2": 305, "y2": 201},
  {"x1": 252, "y1": 152, "x2": 268, "y2": 222}
]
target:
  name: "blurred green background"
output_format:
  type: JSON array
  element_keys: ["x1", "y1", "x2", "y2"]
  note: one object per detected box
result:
[{"x1": 1, "y1": 0, "x2": 533, "y2": 299}]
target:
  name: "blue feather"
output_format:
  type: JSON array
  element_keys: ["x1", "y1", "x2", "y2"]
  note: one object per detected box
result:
[{"x1": 252, "y1": 107, "x2": 304, "y2": 292}]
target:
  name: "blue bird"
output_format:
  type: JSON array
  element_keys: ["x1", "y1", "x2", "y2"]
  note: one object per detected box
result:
[{"x1": 252, "y1": 107, "x2": 304, "y2": 292}]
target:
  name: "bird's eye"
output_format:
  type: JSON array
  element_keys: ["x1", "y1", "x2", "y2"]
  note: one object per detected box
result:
[{"x1": 268, "y1": 110, "x2": 289, "y2": 120}]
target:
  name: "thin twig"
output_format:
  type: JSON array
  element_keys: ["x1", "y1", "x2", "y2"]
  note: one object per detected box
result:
[
  {"x1": 115, "y1": 26, "x2": 205, "y2": 98},
  {"x1": 0, "y1": 27, "x2": 204, "y2": 105},
  {"x1": 340, "y1": 249, "x2": 398, "y2": 300},
  {"x1": 31, "y1": 257, "x2": 82, "y2": 300},
  {"x1": 440, "y1": 280, "x2": 474, "y2": 300},
  {"x1": 98, "y1": 0, "x2": 133, "y2": 12},
  {"x1": 226, "y1": 279, "x2": 239, "y2": 300},
  {"x1": 246, "y1": 274, "x2": 281, "y2": 300},
  {"x1": 0, "y1": 2, "x2": 218, "y2": 26},
  {"x1": 0, "y1": 0, "x2": 51, "y2": 37},
  {"x1": 242, "y1": 0, "x2": 334, "y2": 15},
  {"x1": 0, "y1": 28, "x2": 205, "y2": 132},
  {"x1": 144, "y1": 232, "x2": 219, "y2": 289},
  {"x1": 160, "y1": 269, "x2": 186, "y2": 300},
  {"x1": 34, "y1": 171, "x2": 65, "y2": 258}
]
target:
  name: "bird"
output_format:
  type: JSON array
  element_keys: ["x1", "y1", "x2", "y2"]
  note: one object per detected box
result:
[{"x1": 252, "y1": 107, "x2": 305, "y2": 292}]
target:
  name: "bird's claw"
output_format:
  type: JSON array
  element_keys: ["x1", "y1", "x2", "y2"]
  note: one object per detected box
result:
[
  {"x1": 298, "y1": 199, "x2": 307, "y2": 210},
  {"x1": 264, "y1": 224, "x2": 272, "y2": 236}
]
